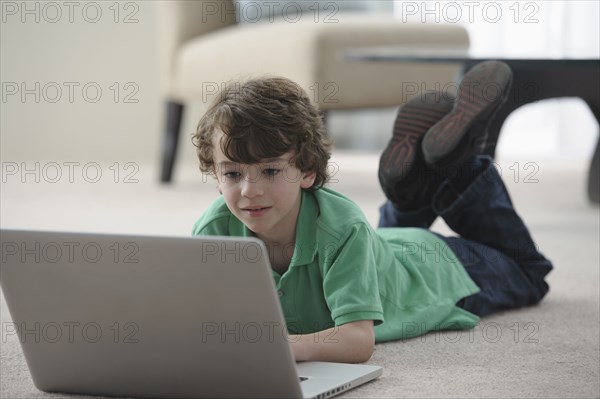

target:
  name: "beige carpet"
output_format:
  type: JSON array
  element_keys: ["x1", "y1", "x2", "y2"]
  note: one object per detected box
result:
[{"x1": 1, "y1": 152, "x2": 599, "y2": 398}]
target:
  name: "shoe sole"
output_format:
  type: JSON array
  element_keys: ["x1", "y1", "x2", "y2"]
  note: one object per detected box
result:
[
  {"x1": 422, "y1": 61, "x2": 513, "y2": 166},
  {"x1": 379, "y1": 94, "x2": 453, "y2": 189}
]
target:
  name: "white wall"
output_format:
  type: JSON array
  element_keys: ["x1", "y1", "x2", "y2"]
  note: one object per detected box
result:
[{"x1": 1, "y1": 1, "x2": 162, "y2": 166}]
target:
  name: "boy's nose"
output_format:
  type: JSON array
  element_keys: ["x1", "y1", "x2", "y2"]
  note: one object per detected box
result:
[{"x1": 240, "y1": 177, "x2": 264, "y2": 198}]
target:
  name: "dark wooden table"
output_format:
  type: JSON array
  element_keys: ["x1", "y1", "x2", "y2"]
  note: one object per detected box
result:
[{"x1": 346, "y1": 48, "x2": 600, "y2": 203}]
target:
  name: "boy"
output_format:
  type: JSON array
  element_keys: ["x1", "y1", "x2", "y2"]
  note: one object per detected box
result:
[{"x1": 191, "y1": 61, "x2": 553, "y2": 363}]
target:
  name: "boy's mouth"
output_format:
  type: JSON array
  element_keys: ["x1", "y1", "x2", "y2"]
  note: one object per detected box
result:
[{"x1": 241, "y1": 206, "x2": 272, "y2": 217}]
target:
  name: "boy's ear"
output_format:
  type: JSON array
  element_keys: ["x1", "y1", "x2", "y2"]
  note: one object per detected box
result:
[{"x1": 300, "y1": 170, "x2": 317, "y2": 189}]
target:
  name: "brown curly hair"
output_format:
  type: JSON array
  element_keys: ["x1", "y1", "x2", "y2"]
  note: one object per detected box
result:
[{"x1": 192, "y1": 77, "x2": 333, "y2": 189}]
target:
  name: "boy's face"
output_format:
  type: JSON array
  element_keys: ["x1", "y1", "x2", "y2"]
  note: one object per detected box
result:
[{"x1": 212, "y1": 133, "x2": 316, "y2": 243}]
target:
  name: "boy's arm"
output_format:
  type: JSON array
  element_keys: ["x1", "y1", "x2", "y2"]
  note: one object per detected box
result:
[{"x1": 289, "y1": 320, "x2": 375, "y2": 363}]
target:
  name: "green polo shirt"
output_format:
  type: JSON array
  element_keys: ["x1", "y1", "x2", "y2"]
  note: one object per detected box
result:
[{"x1": 192, "y1": 188, "x2": 480, "y2": 342}]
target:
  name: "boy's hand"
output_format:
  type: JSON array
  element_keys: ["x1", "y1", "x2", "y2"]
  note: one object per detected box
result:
[{"x1": 289, "y1": 320, "x2": 375, "y2": 363}]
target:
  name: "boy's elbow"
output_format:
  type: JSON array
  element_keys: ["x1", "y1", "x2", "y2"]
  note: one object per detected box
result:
[
  {"x1": 356, "y1": 342, "x2": 375, "y2": 363},
  {"x1": 352, "y1": 321, "x2": 376, "y2": 363}
]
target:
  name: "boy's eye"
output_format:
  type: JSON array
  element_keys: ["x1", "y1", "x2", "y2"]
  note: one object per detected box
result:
[
  {"x1": 263, "y1": 168, "x2": 280, "y2": 177},
  {"x1": 223, "y1": 171, "x2": 241, "y2": 180}
]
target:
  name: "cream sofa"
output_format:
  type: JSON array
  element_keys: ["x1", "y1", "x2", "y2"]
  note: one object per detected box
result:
[{"x1": 157, "y1": 0, "x2": 470, "y2": 182}]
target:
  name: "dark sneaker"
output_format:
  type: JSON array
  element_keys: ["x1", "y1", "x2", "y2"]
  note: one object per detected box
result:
[
  {"x1": 378, "y1": 93, "x2": 453, "y2": 208},
  {"x1": 422, "y1": 61, "x2": 513, "y2": 170}
]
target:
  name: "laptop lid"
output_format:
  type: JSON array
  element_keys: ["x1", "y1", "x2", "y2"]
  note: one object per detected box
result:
[{"x1": 0, "y1": 229, "x2": 381, "y2": 399}]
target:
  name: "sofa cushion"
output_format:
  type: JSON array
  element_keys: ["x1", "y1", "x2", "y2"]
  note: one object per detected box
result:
[
  {"x1": 233, "y1": 0, "x2": 389, "y2": 23},
  {"x1": 175, "y1": 15, "x2": 468, "y2": 108}
]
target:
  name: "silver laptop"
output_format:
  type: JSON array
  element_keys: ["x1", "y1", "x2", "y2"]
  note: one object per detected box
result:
[{"x1": 0, "y1": 229, "x2": 382, "y2": 398}]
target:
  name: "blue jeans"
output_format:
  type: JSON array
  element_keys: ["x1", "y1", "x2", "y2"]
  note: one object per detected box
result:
[{"x1": 378, "y1": 156, "x2": 553, "y2": 317}]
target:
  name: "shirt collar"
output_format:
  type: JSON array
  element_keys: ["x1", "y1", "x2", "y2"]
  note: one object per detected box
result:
[{"x1": 289, "y1": 190, "x2": 318, "y2": 267}]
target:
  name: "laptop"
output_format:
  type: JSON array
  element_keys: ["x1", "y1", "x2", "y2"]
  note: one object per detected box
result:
[{"x1": 0, "y1": 229, "x2": 382, "y2": 398}]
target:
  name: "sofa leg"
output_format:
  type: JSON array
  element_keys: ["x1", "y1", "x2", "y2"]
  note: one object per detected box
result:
[{"x1": 160, "y1": 101, "x2": 185, "y2": 183}]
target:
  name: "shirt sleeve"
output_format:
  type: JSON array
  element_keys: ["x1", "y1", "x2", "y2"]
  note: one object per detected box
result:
[{"x1": 321, "y1": 222, "x2": 385, "y2": 327}]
